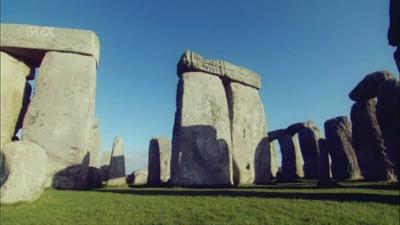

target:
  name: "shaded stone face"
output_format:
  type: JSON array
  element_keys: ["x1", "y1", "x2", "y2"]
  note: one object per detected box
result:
[
  {"x1": 277, "y1": 134, "x2": 303, "y2": 180},
  {"x1": 376, "y1": 79, "x2": 400, "y2": 178},
  {"x1": 107, "y1": 137, "x2": 125, "y2": 186},
  {"x1": 268, "y1": 129, "x2": 285, "y2": 141},
  {"x1": 269, "y1": 141, "x2": 278, "y2": 178},
  {"x1": 324, "y1": 116, "x2": 362, "y2": 180},
  {"x1": 0, "y1": 51, "x2": 31, "y2": 150},
  {"x1": 317, "y1": 139, "x2": 331, "y2": 184},
  {"x1": 228, "y1": 82, "x2": 269, "y2": 185},
  {"x1": 147, "y1": 137, "x2": 171, "y2": 186},
  {"x1": 22, "y1": 51, "x2": 96, "y2": 189},
  {"x1": 351, "y1": 99, "x2": 396, "y2": 181},
  {"x1": 297, "y1": 123, "x2": 320, "y2": 179},
  {"x1": 171, "y1": 72, "x2": 233, "y2": 186},
  {"x1": 349, "y1": 71, "x2": 399, "y2": 178},
  {"x1": 88, "y1": 118, "x2": 100, "y2": 168},
  {"x1": 99, "y1": 152, "x2": 111, "y2": 181},
  {"x1": 0, "y1": 141, "x2": 47, "y2": 204}
]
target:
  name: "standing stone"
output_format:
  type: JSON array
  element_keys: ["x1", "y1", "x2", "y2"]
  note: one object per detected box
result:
[
  {"x1": 126, "y1": 170, "x2": 148, "y2": 186},
  {"x1": 100, "y1": 152, "x2": 111, "y2": 181},
  {"x1": 22, "y1": 51, "x2": 96, "y2": 189},
  {"x1": 277, "y1": 134, "x2": 302, "y2": 180},
  {"x1": 0, "y1": 141, "x2": 47, "y2": 204},
  {"x1": 107, "y1": 137, "x2": 125, "y2": 186},
  {"x1": 324, "y1": 116, "x2": 362, "y2": 180},
  {"x1": 0, "y1": 51, "x2": 31, "y2": 150},
  {"x1": 270, "y1": 141, "x2": 278, "y2": 178},
  {"x1": 317, "y1": 139, "x2": 331, "y2": 185},
  {"x1": 88, "y1": 118, "x2": 100, "y2": 168},
  {"x1": 349, "y1": 71, "x2": 400, "y2": 179},
  {"x1": 297, "y1": 121, "x2": 320, "y2": 178},
  {"x1": 171, "y1": 72, "x2": 233, "y2": 186},
  {"x1": 227, "y1": 82, "x2": 269, "y2": 185},
  {"x1": 147, "y1": 137, "x2": 171, "y2": 186},
  {"x1": 293, "y1": 134, "x2": 304, "y2": 178},
  {"x1": 351, "y1": 99, "x2": 395, "y2": 181}
]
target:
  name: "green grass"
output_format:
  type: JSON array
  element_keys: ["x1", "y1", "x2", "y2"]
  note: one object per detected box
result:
[{"x1": 1, "y1": 181, "x2": 399, "y2": 225}]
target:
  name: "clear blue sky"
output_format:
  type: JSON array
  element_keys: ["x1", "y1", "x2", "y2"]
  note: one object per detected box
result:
[{"x1": 1, "y1": 0, "x2": 398, "y2": 173}]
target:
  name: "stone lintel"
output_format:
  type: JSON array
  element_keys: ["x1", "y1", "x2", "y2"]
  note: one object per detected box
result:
[{"x1": 177, "y1": 50, "x2": 261, "y2": 89}]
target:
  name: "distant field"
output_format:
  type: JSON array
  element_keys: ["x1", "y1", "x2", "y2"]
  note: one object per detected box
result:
[{"x1": 1, "y1": 181, "x2": 399, "y2": 225}]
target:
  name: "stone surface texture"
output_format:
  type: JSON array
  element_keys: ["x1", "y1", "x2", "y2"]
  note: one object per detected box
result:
[
  {"x1": 297, "y1": 121, "x2": 320, "y2": 178},
  {"x1": 270, "y1": 141, "x2": 278, "y2": 178},
  {"x1": 228, "y1": 82, "x2": 269, "y2": 185},
  {"x1": 23, "y1": 51, "x2": 96, "y2": 189},
  {"x1": 0, "y1": 141, "x2": 47, "y2": 204},
  {"x1": 317, "y1": 139, "x2": 331, "y2": 184},
  {"x1": 277, "y1": 134, "x2": 303, "y2": 180},
  {"x1": 324, "y1": 116, "x2": 362, "y2": 180},
  {"x1": 351, "y1": 99, "x2": 396, "y2": 181},
  {"x1": 100, "y1": 152, "x2": 111, "y2": 181},
  {"x1": 171, "y1": 72, "x2": 233, "y2": 186}
]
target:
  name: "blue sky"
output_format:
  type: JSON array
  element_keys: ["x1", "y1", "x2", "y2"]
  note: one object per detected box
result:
[{"x1": 1, "y1": 0, "x2": 398, "y2": 173}]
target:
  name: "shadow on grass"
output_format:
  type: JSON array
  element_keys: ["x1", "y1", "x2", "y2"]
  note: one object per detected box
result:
[{"x1": 94, "y1": 188, "x2": 400, "y2": 206}]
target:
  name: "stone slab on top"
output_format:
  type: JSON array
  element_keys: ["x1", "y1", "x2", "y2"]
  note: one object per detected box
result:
[
  {"x1": 0, "y1": 23, "x2": 100, "y2": 67},
  {"x1": 177, "y1": 50, "x2": 261, "y2": 89}
]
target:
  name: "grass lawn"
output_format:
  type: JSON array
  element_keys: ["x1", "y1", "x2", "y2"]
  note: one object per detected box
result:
[{"x1": 0, "y1": 180, "x2": 399, "y2": 225}]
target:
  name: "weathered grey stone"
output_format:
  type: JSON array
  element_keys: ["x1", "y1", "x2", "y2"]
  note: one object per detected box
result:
[
  {"x1": 277, "y1": 134, "x2": 304, "y2": 180},
  {"x1": 107, "y1": 137, "x2": 125, "y2": 186},
  {"x1": 268, "y1": 129, "x2": 285, "y2": 141},
  {"x1": 100, "y1": 152, "x2": 111, "y2": 181},
  {"x1": 351, "y1": 99, "x2": 396, "y2": 181},
  {"x1": 349, "y1": 71, "x2": 400, "y2": 178},
  {"x1": 0, "y1": 51, "x2": 31, "y2": 150},
  {"x1": 270, "y1": 141, "x2": 278, "y2": 178},
  {"x1": 227, "y1": 82, "x2": 269, "y2": 184},
  {"x1": 0, "y1": 141, "x2": 47, "y2": 204},
  {"x1": 126, "y1": 170, "x2": 148, "y2": 186},
  {"x1": 171, "y1": 72, "x2": 233, "y2": 186},
  {"x1": 297, "y1": 121, "x2": 320, "y2": 178},
  {"x1": 177, "y1": 50, "x2": 261, "y2": 89},
  {"x1": 317, "y1": 139, "x2": 332, "y2": 185},
  {"x1": 324, "y1": 116, "x2": 362, "y2": 180},
  {"x1": 148, "y1": 137, "x2": 171, "y2": 186},
  {"x1": 88, "y1": 118, "x2": 100, "y2": 168},
  {"x1": 23, "y1": 51, "x2": 96, "y2": 189},
  {"x1": 0, "y1": 23, "x2": 100, "y2": 66}
]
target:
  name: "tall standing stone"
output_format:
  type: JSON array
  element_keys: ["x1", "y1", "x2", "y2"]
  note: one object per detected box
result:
[
  {"x1": 148, "y1": 137, "x2": 171, "y2": 186},
  {"x1": 324, "y1": 116, "x2": 362, "y2": 180},
  {"x1": 349, "y1": 71, "x2": 400, "y2": 179},
  {"x1": 171, "y1": 72, "x2": 233, "y2": 186},
  {"x1": 351, "y1": 99, "x2": 395, "y2": 181},
  {"x1": 317, "y1": 139, "x2": 331, "y2": 185},
  {"x1": 277, "y1": 134, "x2": 301, "y2": 180},
  {"x1": 297, "y1": 121, "x2": 320, "y2": 178},
  {"x1": 107, "y1": 137, "x2": 125, "y2": 186},
  {"x1": 0, "y1": 51, "x2": 31, "y2": 150},
  {"x1": 270, "y1": 141, "x2": 278, "y2": 178},
  {"x1": 22, "y1": 51, "x2": 96, "y2": 189},
  {"x1": 227, "y1": 82, "x2": 270, "y2": 185}
]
